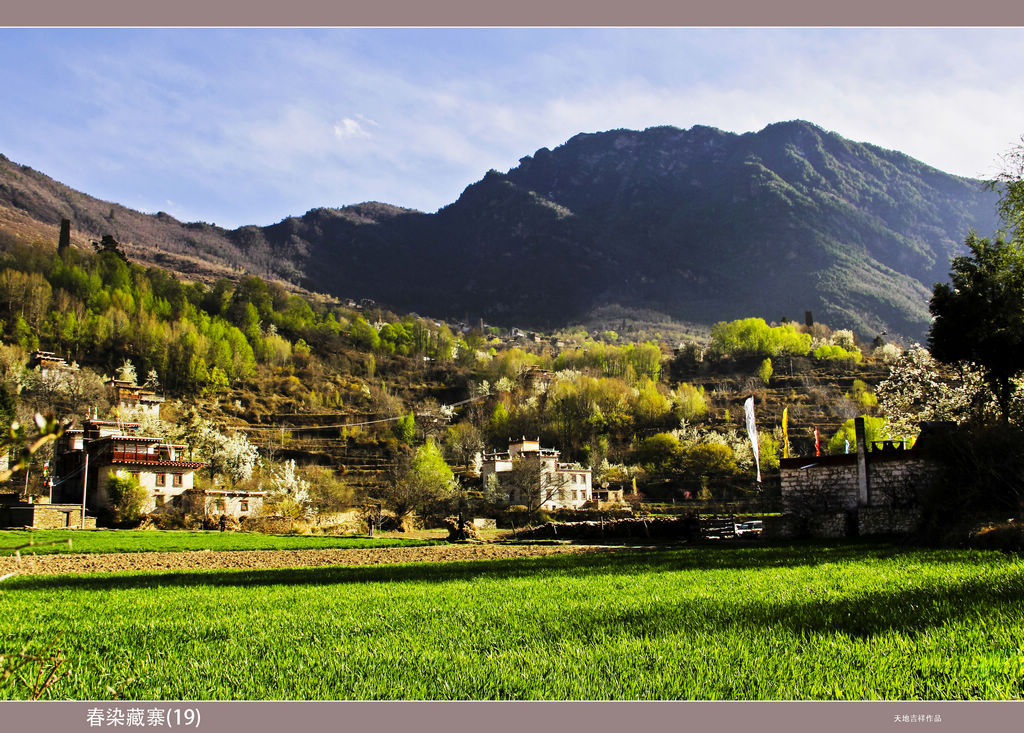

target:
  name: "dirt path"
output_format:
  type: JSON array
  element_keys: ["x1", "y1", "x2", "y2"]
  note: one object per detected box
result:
[{"x1": 0, "y1": 542, "x2": 609, "y2": 577}]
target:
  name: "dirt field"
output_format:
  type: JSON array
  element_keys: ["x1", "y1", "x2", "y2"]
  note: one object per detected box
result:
[{"x1": 0, "y1": 542, "x2": 609, "y2": 577}]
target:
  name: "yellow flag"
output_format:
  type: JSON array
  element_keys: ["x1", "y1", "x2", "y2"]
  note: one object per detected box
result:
[{"x1": 782, "y1": 406, "x2": 789, "y2": 459}]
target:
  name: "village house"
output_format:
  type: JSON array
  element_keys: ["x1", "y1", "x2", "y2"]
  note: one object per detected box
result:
[
  {"x1": 28, "y1": 349, "x2": 76, "y2": 375},
  {"x1": 182, "y1": 486, "x2": 266, "y2": 518},
  {"x1": 106, "y1": 377, "x2": 163, "y2": 417},
  {"x1": 50, "y1": 417, "x2": 207, "y2": 514},
  {"x1": 0, "y1": 353, "x2": 266, "y2": 527},
  {"x1": 480, "y1": 437, "x2": 594, "y2": 510}
]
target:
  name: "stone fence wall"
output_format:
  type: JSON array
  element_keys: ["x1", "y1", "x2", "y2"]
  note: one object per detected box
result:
[
  {"x1": 777, "y1": 449, "x2": 940, "y2": 539},
  {"x1": 780, "y1": 455, "x2": 860, "y2": 513}
]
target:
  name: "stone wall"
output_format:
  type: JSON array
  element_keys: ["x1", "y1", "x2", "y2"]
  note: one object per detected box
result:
[
  {"x1": 0, "y1": 503, "x2": 96, "y2": 529},
  {"x1": 859, "y1": 506, "x2": 922, "y2": 536},
  {"x1": 515, "y1": 516, "x2": 696, "y2": 541},
  {"x1": 780, "y1": 455, "x2": 860, "y2": 514},
  {"x1": 864, "y1": 456, "x2": 941, "y2": 508},
  {"x1": 313, "y1": 510, "x2": 363, "y2": 531},
  {"x1": 777, "y1": 450, "x2": 941, "y2": 539},
  {"x1": 762, "y1": 511, "x2": 848, "y2": 539}
]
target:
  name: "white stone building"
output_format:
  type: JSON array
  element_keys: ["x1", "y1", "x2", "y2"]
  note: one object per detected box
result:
[{"x1": 480, "y1": 438, "x2": 593, "y2": 510}]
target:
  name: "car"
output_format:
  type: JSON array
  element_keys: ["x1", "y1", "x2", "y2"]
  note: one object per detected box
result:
[{"x1": 733, "y1": 520, "x2": 763, "y2": 537}]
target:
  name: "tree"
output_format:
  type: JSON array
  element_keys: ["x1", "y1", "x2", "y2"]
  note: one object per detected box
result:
[
  {"x1": 409, "y1": 439, "x2": 458, "y2": 500},
  {"x1": 504, "y1": 455, "x2": 569, "y2": 515},
  {"x1": 92, "y1": 234, "x2": 129, "y2": 263},
  {"x1": 636, "y1": 432, "x2": 682, "y2": 473},
  {"x1": 928, "y1": 233, "x2": 1024, "y2": 423},
  {"x1": 177, "y1": 410, "x2": 259, "y2": 484},
  {"x1": 393, "y1": 410, "x2": 415, "y2": 445},
  {"x1": 877, "y1": 347, "x2": 997, "y2": 436},
  {"x1": 261, "y1": 459, "x2": 312, "y2": 519},
  {"x1": 679, "y1": 443, "x2": 742, "y2": 498},
  {"x1": 444, "y1": 421, "x2": 483, "y2": 468},
  {"x1": 709, "y1": 318, "x2": 811, "y2": 359},
  {"x1": 375, "y1": 440, "x2": 459, "y2": 530},
  {"x1": 105, "y1": 470, "x2": 149, "y2": 525},
  {"x1": 115, "y1": 358, "x2": 138, "y2": 384},
  {"x1": 989, "y1": 134, "x2": 1024, "y2": 239}
]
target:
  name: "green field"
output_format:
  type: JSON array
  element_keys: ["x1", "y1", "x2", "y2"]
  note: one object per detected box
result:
[
  {"x1": 0, "y1": 529, "x2": 439, "y2": 556},
  {"x1": 2, "y1": 542, "x2": 1023, "y2": 700}
]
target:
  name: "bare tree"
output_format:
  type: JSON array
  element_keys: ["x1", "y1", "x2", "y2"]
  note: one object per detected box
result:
[{"x1": 504, "y1": 456, "x2": 570, "y2": 515}]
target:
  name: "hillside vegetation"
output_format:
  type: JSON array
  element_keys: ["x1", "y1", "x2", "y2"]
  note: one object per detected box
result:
[{"x1": 0, "y1": 225, "x2": 905, "y2": 522}]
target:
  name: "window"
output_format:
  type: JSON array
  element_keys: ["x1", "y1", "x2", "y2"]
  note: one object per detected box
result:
[
  {"x1": 155, "y1": 495, "x2": 165, "y2": 507},
  {"x1": 155, "y1": 473, "x2": 166, "y2": 487},
  {"x1": 240, "y1": 500, "x2": 249, "y2": 512},
  {"x1": 172, "y1": 473, "x2": 183, "y2": 487}
]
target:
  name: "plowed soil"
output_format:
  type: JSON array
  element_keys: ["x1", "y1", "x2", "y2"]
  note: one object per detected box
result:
[{"x1": 0, "y1": 542, "x2": 608, "y2": 577}]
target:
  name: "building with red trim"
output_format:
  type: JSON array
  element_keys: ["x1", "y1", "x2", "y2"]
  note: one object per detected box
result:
[{"x1": 52, "y1": 418, "x2": 206, "y2": 513}]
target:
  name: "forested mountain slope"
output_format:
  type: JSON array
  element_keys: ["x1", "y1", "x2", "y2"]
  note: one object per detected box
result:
[{"x1": 0, "y1": 121, "x2": 1000, "y2": 341}]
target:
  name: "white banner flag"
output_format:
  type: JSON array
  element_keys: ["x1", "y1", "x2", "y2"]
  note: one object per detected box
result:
[{"x1": 744, "y1": 396, "x2": 762, "y2": 483}]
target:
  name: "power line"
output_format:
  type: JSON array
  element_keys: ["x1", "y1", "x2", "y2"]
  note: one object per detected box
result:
[{"x1": 235, "y1": 395, "x2": 486, "y2": 433}]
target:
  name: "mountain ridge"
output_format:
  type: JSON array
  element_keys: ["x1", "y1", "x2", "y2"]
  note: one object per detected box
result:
[{"x1": 0, "y1": 120, "x2": 1001, "y2": 341}]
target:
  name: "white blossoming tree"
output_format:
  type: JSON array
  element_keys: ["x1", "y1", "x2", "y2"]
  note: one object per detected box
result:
[
  {"x1": 176, "y1": 410, "x2": 259, "y2": 485},
  {"x1": 262, "y1": 459, "x2": 312, "y2": 519},
  {"x1": 876, "y1": 347, "x2": 999, "y2": 438}
]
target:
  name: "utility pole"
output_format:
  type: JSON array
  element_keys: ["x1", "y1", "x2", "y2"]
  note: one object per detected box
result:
[{"x1": 80, "y1": 451, "x2": 89, "y2": 529}]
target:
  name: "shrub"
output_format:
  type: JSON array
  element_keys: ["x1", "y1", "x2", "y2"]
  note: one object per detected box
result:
[
  {"x1": 969, "y1": 522, "x2": 1024, "y2": 552},
  {"x1": 812, "y1": 343, "x2": 863, "y2": 365},
  {"x1": 140, "y1": 510, "x2": 188, "y2": 530},
  {"x1": 104, "y1": 471, "x2": 149, "y2": 526}
]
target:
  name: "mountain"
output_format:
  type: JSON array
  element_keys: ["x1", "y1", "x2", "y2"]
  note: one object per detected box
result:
[{"x1": 0, "y1": 121, "x2": 1001, "y2": 341}]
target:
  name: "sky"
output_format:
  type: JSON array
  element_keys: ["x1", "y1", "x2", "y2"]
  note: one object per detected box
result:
[{"x1": 2, "y1": 27, "x2": 1024, "y2": 230}]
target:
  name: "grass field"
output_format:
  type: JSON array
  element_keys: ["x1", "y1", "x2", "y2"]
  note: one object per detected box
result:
[
  {"x1": 0, "y1": 528, "x2": 440, "y2": 556},
  {"x1": 2, "y1": 541, "x2": 1023, "y2": 700}
]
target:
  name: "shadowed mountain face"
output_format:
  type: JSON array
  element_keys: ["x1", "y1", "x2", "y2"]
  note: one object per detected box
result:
[{"x1": 0, "y1": 121, "x2": 1000, "y2": 340}]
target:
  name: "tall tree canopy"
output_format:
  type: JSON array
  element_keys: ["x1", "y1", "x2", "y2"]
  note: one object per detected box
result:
[
  {"x1": 928, "y1": 234, "x2": 1024, "y2": 422},
  {"x1": 990, "y1": 134, "x2": 1024, "y2": 239},
  {"x1": 928, "y1": 134, "x2": 1024, "y2": 423}
]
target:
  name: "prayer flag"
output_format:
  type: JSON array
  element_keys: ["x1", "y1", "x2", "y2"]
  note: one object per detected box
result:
[{"x1": 744, "y1": 396, "x2": 762, "y2": 483}]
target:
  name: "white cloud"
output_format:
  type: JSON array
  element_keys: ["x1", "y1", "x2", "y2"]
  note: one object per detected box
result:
[{"x1": 333, "y1": 117, "x2": 372, "y2": 140}]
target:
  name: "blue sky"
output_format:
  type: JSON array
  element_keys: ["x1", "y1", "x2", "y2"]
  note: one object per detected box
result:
[{"x1": 2, "y1": 28, "x2": 1024, "y2": 229}]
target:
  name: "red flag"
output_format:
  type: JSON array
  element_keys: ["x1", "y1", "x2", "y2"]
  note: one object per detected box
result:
[{"x1": 814, "y1": 428, "x2": 820, "y2": 456}]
